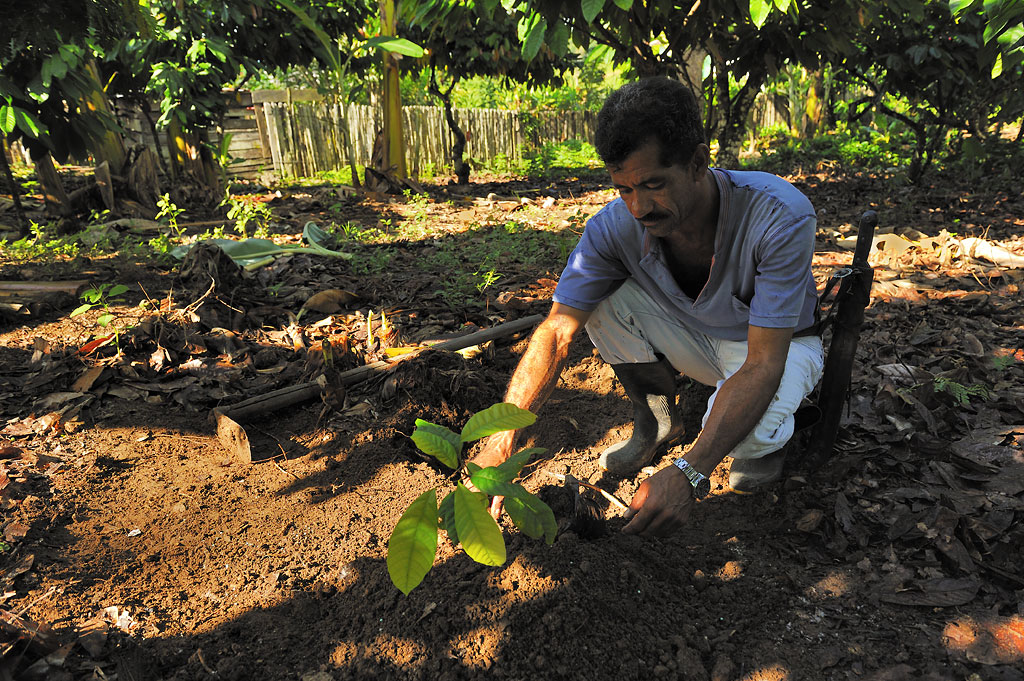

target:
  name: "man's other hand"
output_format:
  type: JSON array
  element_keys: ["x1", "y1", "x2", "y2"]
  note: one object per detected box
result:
[{"x1": 622, "y1": 466, "x2": 695, "y2": 537}]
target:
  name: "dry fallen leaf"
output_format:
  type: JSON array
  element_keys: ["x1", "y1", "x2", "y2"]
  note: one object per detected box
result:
[
  {"x1": 3, "y1": 521, "x2": 29, "y2": 542},
  {"x1": 943, "y1": 616, "x2": 1024, "y2": 665},
  {"x1": 303, "y1": 289, "x2": 359, "y2": 314}
]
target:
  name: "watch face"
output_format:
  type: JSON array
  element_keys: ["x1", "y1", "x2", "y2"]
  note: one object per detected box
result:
[{"x1": 694, "y1": 478, "x2": 711, "y2": 499}]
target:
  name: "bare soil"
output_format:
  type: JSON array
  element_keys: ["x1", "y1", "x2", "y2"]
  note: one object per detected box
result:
[{"x1": 1, "y1": 168, "x2": 1023, "y2": 681}]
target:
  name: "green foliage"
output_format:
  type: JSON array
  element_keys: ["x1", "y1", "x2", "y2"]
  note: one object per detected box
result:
[
  {"x1": 71, "y1": 283, "x2": 129, "y2": 328},
  {"x1": 224, "y1": 194, "x2": 274, "y2": 238},
  {"x1": 933, "y1": 376, "x2": 992, "y2": 406},
  {"x1": 387, "y1": 403, "x2": 556, "y2": 595},
  {"x1": 520, "y1": 139, "x2": 602, "y2": 178},
  {"x1": 746, "y1": 124, "x2": 911, "y2": 174}
]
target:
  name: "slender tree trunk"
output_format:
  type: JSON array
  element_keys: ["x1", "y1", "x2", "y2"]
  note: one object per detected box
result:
[
  {"x1": 379, "y1": 0, "x2": 406, "y2": 179},
  {"x1": 167, "y1": 117, "x2": 222, "y2": 196},
  {"x1": 79, "y1": 59, "x2": 127, "y2": 172},
  {"x1": 139, "y1": 102, "x2": 169, "y2": 179},
  {"x1": 712, "y1": 65, "x2": 766, "y2": 168},
  {"x1": 34, "y1": 153, "x2": 72, "y2": 216},
  {"x1": 0, "y1": 137, "x2": 29, "y2": 235},
  {"x1": 429, "y1": 68, "x2": 468, "y2": 184}
]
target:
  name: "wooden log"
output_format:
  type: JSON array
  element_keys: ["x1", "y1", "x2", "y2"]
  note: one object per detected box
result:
[
  {"x1": 212, "y1": 314, "x2": 544, "y2": 461},
  {"x1": 806, "y1": 210, "x2": 878, "y2": 469}
]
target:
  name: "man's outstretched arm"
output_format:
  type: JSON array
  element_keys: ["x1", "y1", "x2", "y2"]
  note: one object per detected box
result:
[
  {"x1": 471, "y1": 302, "x2": 591, "y2": 468},
  {"x1": 622, "y1": 325, "x2": 794, "y2": 537}
]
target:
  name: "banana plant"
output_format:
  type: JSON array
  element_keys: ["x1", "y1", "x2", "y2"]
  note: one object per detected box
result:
[{"x1": 387, "y1": 403, "x2": 557, "y2": 595}]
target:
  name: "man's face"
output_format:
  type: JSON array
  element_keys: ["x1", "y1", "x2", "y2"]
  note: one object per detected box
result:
[{"x1": 607, "y1": 139, "x2": 706, "y2": 239}]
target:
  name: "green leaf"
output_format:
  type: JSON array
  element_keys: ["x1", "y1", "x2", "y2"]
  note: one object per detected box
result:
[
  {"x1": 364, "y1": 36, "x2": 425, "y2": 58},
  {"x1": 949, "y1": 0, "x2": 977, "y2": 16},
  {"x1": 460, "y1": 403, "x2": 536, "y2": 443},
  {"x1": 108, "y1": 284, "x2": 129, "y2": 297},
  {"x1": 492, "y1": 447, "x2": 545, "y2": 481},
  {"x1": 13, "y1": 109, "x2": 44, "y2": 139},
  {"x1": 70, "y1": 303, "x2": 93, "y2": 317},
  {"x1": 612, "y1": 0, "x2": 633, "y2": 9},
  {"x1": 991, "y1": 52, "x2": 1003, "y2": 77},
  {"x1": 749, "y1": 0, "x2": 771, "y2": 27},
  {"x1": 0, "y1": 106, "x2": 14, "y2": 135},
  {"x1": 773, "y1": 0, "x2": 792, "y2": 12},
  {"x1": 467, "y1": 464, "x2": 521, "y2": 497},
  {"x1": 411, "y1": 419, "x2": 461, "y2": 469},
  {"x1": 454, "y1": 483, "x2": 506, "y2": 566},
  {"x1": 518, "y1": 14, "x2": 548, "y2": 62},
  {"x1": 387, "y1": 488, "x2": 439, "y2": 595},
  {"x1": 439, "y1": 487, "x2": 487, "y2": 543},
  {"x1": 581, "y1": 0, "x2": 606, "y2": 23},
  {"x1": 504, "y1": 485, "x2": 558, "y2": 544},
  {"x1": 97, "y1": 314, "x2": 114, "y2": 328}
]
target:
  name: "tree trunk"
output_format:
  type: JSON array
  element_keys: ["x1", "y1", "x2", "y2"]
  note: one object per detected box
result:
[
  {"x1": 34, "y1": 154, "x2": 72, "y2": 216},
  {"x1": 379, "y1": 0, "x2": 406, "y2": 179},
  {"x1": 167, "y1": 118, "x2": 222, "y2": 196},
  {"x1": 0, "y1": 137, "x2": 29, "y2": 235},
  {"x1": 712, "y1": 62, "x2": 765, "y2": 168},
  {"x1": 429, "y1": 68, "x2": 469, "y2": 184},
  {"x1": 79, "y1": 59, "x2": 127, "y2": 172}
]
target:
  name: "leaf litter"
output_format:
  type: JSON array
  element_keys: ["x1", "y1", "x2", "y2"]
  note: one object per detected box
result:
[{"x1": 0, "y1": 169, "x2": 1022, "y2": 678}]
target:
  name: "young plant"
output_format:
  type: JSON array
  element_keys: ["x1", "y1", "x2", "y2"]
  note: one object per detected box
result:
[
  {"x1": 71, "y1": 283, "x2": 129, "y2": 329},
  {"x1": 387, "y1": 403, "x2": 556, "y2": 595},
  {"x1": 71, "y1": 283, "x2": 131, "y2": 351}
]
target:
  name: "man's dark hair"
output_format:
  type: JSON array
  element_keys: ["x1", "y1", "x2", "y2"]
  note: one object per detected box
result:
[{"x1": 594, "y1": 78, "x2": 706, "y2": 168}]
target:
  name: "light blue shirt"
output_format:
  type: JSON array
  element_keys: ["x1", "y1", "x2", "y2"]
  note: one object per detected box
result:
[{"x1": 553, "y1": 169, "x2": 818, "y2": 341}]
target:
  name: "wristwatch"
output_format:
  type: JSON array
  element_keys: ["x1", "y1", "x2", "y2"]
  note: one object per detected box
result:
[{"x1": 673, "y1": 458, "x2": 711, "y2": 499}]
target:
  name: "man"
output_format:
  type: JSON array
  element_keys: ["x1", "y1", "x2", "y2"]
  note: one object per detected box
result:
[{"x1": 472, "y1": 78, "x2": 824, "y2": 538}]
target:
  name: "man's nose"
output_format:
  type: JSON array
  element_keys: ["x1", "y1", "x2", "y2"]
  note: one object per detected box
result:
[{"x1": 626, "y1": 190, "x2": 651, "y2": 219}]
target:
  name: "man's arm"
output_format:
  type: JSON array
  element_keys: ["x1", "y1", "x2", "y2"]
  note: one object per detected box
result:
[
  {"x1": 622, "y1": 325, "x2": 794, "y2": 537},
  {"x1": 471, "y1": 302, "x2": 591, "y2": 468}
]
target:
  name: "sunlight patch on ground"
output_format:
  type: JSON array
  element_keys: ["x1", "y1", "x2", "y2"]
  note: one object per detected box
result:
[
  {"x1": 715, "y1": 560, "x2": 743, "y2": 581},
  {"x1": 942, "y1": 615, "x2": 1024, "y2": 665},
  {"x1": 448, "y1": 625, "x2": 505, "y2": 670},
  {"x1": 739, "y1": 663, "x2": 790, "y2": 680},
  {"x1": 804, "y1": 570, "x2": 851, "y2": 599}
]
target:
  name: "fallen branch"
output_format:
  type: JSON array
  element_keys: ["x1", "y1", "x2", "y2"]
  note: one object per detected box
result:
[{"x1": 212, "y1": 314, "x2": 543, "y2": 461}]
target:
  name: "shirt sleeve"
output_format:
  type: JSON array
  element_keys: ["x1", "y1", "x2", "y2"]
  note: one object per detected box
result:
[
  {"x1": 747, "y1": 213, "x2": 817, "y2": 329},
  {"x1": 553, "y1": 208, "x2": 630, "y2": 311}
]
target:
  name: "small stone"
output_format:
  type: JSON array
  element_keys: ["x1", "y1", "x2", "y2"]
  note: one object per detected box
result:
[{"x1": 710, "y1": 654, "x2": 736, "y2": 681}]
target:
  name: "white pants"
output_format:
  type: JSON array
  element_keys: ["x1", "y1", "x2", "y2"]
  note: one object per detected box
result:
[{"x1": 585, "y1": 279, "x2": 824, "y2": 460}]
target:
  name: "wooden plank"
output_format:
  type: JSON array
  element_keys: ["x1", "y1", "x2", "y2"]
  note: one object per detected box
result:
[
  {"x1": 222, "y1": 117, "x2": 259, "y2": 130},
  {"x1": 252, "y1": 88, "x2": 322, "y2": 104}
]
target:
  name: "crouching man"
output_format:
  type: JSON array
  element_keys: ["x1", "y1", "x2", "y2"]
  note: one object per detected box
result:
[{"x1": 472, "y1": 78, "x2": 824, "y2": 538}]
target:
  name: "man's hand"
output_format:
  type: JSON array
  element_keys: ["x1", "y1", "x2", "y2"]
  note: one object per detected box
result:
[{"x1": 621, "y1": 466, "x2": 695, "y2": 537}]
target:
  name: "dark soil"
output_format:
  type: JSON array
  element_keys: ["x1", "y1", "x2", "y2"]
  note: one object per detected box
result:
[{"x1": 1, "y1": 166, "x2": 1023, "y2": 681}]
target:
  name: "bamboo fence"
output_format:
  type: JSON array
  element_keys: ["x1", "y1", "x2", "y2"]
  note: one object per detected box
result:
[{"x1": 114, "y1": 87, "x2": 789, "y2": 181}]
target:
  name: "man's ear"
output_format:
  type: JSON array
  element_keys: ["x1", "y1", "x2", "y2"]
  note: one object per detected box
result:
[{"x1": 690, "y1": 144, "x2": 711, "y2": 174}]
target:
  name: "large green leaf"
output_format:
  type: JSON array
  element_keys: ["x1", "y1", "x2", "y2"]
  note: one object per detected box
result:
[
  {"x1": 364, "y1": 36, "x2": 425, "y2": 58},
  {"x1": 505, "y1": 485, "x2": 557, "y2": 544},
  {"x1": 466, "y1": 463, "x2": 521, "y2": 497},
  {"x1": 749, "y1": 0, "x2": 772, "y2": 27},
  {"x1": 460, "y1": 403, "x2": 536, "y2": 443},
  {"x1": 454, "y1": 483, "x2": 506, "y2": 566},
  {"x1": 387, "y1": 488, "x2": 439, "y2": 595},
  {"x1": 0, "y1": 105, "x2": 13, "y2": 135},
  {"x1": 611, "y1": 0, "x2": 633, "y2": 10},
  {"x1": 439, "y1": 487, "x2": 487, "y2": 543},
  {"x1": 518, "y1": 13, "x2": 548, "y2": 62},
  {"x1": 411, "y1": 419, "x2": 461, "y2": 469},
  {"x1": 492, "y1": 447, "x2": 545, "y2": 481},
  {"x1": 581, "y1": 0, "x2": 606, "y2": 23}
]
